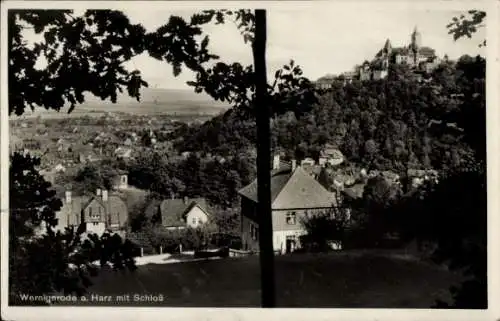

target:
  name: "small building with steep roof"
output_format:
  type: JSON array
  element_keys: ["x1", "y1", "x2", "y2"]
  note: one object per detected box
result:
[
  {"x1": 238, "y1": 158, "x2": 337, "y2": 254},
  {"x1": 145, "y1": 197, "x2": 211, "y2": 230}
]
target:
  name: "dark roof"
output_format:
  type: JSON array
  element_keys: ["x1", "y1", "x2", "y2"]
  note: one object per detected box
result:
[
  {"x1": 316, "y1": 74, "x2": 336, "y2": 82},
  {"x1": 392, "y1": 47, "x2": 410, "y2": 55},
  {"x1": 145, "y1": 198, "x2": 210, "y2": 228},
  {"x1": 238, "y1": 168, "x2": 293, "y2": 205},
  {"x1": 55, "y1": 192, "x2": 128, "y2": 229},
  {"x1": 105, "y1": 195, "x2": 128, "y2": 226},
  {"x1": 56, "y1": 196, "x2": 88, "y2": 227},
  {"x1": 418, "y1": 46, "x2": 435, "y2": 57},
  {"x1": 239, "y1": 166, "x2": 336, "y2": 210}
]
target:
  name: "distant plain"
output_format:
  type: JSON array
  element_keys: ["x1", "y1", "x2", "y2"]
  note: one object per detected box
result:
[{"x1": 10, "y1": 88, "x2": 230, "y2": 119}]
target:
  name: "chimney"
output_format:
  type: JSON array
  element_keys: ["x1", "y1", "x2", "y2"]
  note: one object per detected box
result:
[
  {"x1": 102, "y1": 190, "x2": 108, "y2": 202},
  {"x1": 96, "y1": 188, "x2": 102, "y2": 196},
  {"x1": 291, "y1": 159, "x2": 297, "y2": 171},
  {"x1": 273, "y1": 154, "x2": 280, "y2": 170},
  {"x1": 183, "y1": 196, "x2": 188, "y2": 204},
  {"x1": 65, "y1": 191, "x2": 72, "y2": 204}
]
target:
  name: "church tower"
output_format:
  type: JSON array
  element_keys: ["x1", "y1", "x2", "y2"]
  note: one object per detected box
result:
[{"x1": 381, "y1": 39, "x2": 392, "y2": 69}]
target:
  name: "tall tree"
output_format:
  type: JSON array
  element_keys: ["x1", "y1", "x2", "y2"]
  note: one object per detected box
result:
[
  {"x1": 7, "y1": 8, "x2": 216, "y2": 304},
  {"x1": 9, "y1": 152, "x2": 136, "y2": 305}
]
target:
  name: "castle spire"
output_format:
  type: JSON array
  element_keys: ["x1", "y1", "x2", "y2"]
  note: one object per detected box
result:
[
  {"x1": 411, "y1": 26, "x2": 422, "y2": 49},
  {"x1": 384, "y1": 38, "x2": 392, "y2": 50}
]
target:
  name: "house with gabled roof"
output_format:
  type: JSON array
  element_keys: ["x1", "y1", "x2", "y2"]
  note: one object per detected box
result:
[
  {"x1": 238, "y1": 155, "x2": 337, "y2": 254},
  {"x1": 53, "y1": 189, "x2": 128, "y2": 236},
  {"x1": 145, "y1": 197, "x2": 211, "y2": 230}
]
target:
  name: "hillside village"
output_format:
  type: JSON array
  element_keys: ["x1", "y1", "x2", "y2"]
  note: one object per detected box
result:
[
  {"x1": 8, "y1": 7, "x2": 486, "y2": 310},
  {"x1": 19, "y1": 110, "x2": 440, "y2": 256},
  {"x1": 10, "y1": 26, "x2": 467, "y2": 257}
]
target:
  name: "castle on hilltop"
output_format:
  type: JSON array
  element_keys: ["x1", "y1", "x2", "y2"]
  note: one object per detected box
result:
[{"x1": 316, "y1": 27, "x2": 442, "y2": 88}]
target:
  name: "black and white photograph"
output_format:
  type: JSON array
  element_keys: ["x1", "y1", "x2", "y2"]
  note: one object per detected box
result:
[{"x1": 1, "y1": 0, "x2": 498, "y2": 319}]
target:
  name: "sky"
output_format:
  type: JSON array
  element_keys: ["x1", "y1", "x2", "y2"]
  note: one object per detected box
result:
[
  {"x1": 23, "y1": 3, "x2": 487, "y2": 90},
  {"x1": 120, "y1": 4, "x2": 486, "y2": 89}
]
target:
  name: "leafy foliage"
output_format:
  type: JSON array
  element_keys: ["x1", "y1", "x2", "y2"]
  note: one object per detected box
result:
[
  {"x1": 396, "y1": 168, "x2": 487, "y2": 309},
  {"x1": 9, "y1": 10, "x2": 148, "y2": 115},
  {"x1": 300, "y1": 199, "x2": 350, "y2": 252},
  {"x1": 72, "y1": 164, "x2": 118, "y2": 193},
  {"x1": 187, "y1": 59, "x2": 318, "y2": 119},
  {"x1": 128, "y1": 151, "x2": 253, "y2": 208},
  {"x1": 9, "y1": 152, "x2": 136, "y2": 305},
  {"x1": 8, "y1": 8, "x2": 236, "y2": 303},
  {"x1": 176, "y1": 56, "x2": 483, "y2": 177},
  {"x1": 349, "y1": 176, "x2": 402, "y2": 240},
  {"x1": 446, "y1": 10, "x2": 486, "y2": 46},
  {"x1": 8, "y1": 9, "x2": 229, "y2": 116}
]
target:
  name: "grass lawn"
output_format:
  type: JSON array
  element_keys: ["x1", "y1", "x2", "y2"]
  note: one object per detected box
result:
[{"x1": 59, "y1": 251, "x2": 462, "y2": 308}]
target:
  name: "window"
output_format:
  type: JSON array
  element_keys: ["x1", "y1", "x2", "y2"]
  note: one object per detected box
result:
[
  {"x1": 286, "y1": 212, "x2": 297, "y2": 225},
  {"x1": 89, "y1": 207, "x2": 101, "y2": 219},
  {"x1": 250, "y1": 223, "x2": 259, "y2": 241},
  {"x1": 192, "y1": 217, "x2": 197, "y2": 225},
  {"x1": 93, "y1": 222, "x2": 98, "y2": 226}
]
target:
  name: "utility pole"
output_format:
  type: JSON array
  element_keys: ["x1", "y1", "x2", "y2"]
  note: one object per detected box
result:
[{"x1": 252, "y1": 9, "x2": 276, "y2": 308}]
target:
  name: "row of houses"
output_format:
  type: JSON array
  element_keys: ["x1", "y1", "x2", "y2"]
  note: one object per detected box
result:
[
  {"x1": 49, "y1": 173, "x2": 211, "y2": 237},
  {"x1": 42, "y1": 153, "x2": 340, "y2": 255},
  {"x1": 43, "y1": 153, "x2": 439, "y2": 256}
]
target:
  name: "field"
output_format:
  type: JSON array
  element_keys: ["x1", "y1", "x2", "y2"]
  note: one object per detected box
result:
[{"x1": 57, "y1": 251, "x2": 462, "y2": 308}]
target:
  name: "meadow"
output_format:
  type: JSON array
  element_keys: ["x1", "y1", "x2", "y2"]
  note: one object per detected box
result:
[{"x1": 56, "y1": 251, "x2": 461, "y2": 308}]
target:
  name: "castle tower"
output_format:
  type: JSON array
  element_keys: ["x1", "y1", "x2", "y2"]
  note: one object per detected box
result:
[
  {"x1": 383, "y1": 38, "x2": 392, "y2": 55},
  {"x1": 411, "y1": 26, "x2": 422, "y2": 49},
  {"x1": 410, "y1": 26, "x2": 422, "y2": 66}
]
